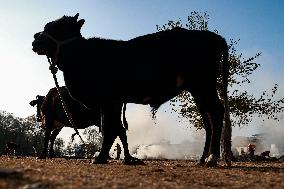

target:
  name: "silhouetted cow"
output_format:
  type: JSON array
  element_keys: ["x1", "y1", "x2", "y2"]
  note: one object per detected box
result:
[
  {"x1": 5, "y1": 142, "x2": 20, "y2": 156},
  {"x1": 29, "y1": 86, "x2": 141, "y2": 164},
  {"x1": 32, "y1": 14, "x2": 229, "y2": 167}
]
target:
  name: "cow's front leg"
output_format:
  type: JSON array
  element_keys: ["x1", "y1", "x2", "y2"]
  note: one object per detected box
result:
[
  {"x1": 94, "y1": 129, "x2": 116, "y2": 164},
  {"x1": 93, "y1": 104, "x2": 119, "y2": 164},
  {"x1": 48, "y1": 128, "x2": 62, "y2": 158},
  {"x1": 38, "y1": 127, "x2": 51, "y2": 159}
]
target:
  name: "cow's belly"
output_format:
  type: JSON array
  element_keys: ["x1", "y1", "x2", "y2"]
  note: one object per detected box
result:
[{"x1": 63, "y1": 62, "x2": 187, "y2": 107}]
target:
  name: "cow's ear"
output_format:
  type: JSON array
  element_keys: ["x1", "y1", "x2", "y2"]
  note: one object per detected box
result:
[
  {"x1": 77, "y1": 19, "x2": 85, "y2": 29},
  {"x1": 74, "y1": 13, "x2": 79, "y2": 20}
]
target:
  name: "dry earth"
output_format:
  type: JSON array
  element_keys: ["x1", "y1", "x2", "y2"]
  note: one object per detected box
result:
[{"x1": 0, "y1": 156, "x2": 283, "y2": 189}]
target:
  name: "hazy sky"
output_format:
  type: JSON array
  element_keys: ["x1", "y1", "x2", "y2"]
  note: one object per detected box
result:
[{"x1": 0, "y1": 1, "x2": 283, "y2": 143}]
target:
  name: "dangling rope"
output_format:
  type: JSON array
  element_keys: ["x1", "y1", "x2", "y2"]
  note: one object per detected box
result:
[{"x1": 47, "y1": 57, "x2": 85, "y2": 145}]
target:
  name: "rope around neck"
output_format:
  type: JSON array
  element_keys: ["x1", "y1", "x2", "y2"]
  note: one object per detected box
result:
[{"x1": 47, "y1": 57, "x2": 85, "y2": 145}]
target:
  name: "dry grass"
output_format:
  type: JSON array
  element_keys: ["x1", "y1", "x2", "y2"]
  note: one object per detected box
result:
[{"x1": 0, "y1": 156, "x2": 283, "y2": 189}]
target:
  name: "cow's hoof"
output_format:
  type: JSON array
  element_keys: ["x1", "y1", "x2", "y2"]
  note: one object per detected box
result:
[
  {"x1": 196, "y1": 159, "x2": 206, "y2": 166},
  {"x1": 205, "y1": 154, "x2": 218, "y2": 167},
  {"x1": 123, "y1": 156, "x2": 145, "y2": 165},
  {"x1": 48, "y1": 154, "x2": 55, "y2": 158},
  {"x1": 36, "y1": 155, "x2": 47, "y2": 160},
  {"x1": 92, "y1": 156, "x2": 108, "y2": 164},
  {"x1": 225, "y1": 159, "x2": 232, "y2": 168},
  {"x1": 223, "y1": 153, "x2": 232, "y2": 168}
]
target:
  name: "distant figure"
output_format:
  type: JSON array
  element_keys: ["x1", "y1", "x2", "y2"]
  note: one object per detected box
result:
[
  {"x1": 74, "y1": 144, "x2": 84, "y2": 158},
  {"x1": 247, "y1": 143, "x2": 256, "y2": 157},
  {"x1": 5, "y1": 142, "x2": 20, "y2": 156},
  {"x1": 260, "y1": 151, "x2": 270, "y2": 158},
  {"x1": 114, "y1": 143, "x2": 122, "y2": 160},
  {"x1": 240, "y1": 147, "x2": 245, "y2": 155}
]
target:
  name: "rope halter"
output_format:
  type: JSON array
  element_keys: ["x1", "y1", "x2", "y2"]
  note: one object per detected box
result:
[{"x1": 40, "y1": 31, "x2": 79, "y2": 67}]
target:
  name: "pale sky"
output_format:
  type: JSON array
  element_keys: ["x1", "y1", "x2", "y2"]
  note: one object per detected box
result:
[{"x1": 0, "y1": 1, "x2": 283, "y2": 143}]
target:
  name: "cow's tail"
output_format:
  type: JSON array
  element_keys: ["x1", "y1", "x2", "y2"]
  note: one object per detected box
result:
[
  {"x1": 221, "y1": 37, "x2": 229, "y2": 111},
  {"x1": 122, "y1": 103, "x2": 128, "y2": 130},
  {"x1": 220, "y1": 36, "x2": 232, "y2": 167}
]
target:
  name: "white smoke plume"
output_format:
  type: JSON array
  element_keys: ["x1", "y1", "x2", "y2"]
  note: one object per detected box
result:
[
  {"x1": 258, "y1": 118, "x2": 284, "y2": 157},
  {"x1": 110, "y1": 103, "x2": 205, "y2": 160},
  {"x1": 232, "y1": 117, "x2": 284, "y2": 157}
]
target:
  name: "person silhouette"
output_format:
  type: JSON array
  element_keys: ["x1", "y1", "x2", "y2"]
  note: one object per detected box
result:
[{"x1": 114, "y1": 143, "x2": 122, "y2": 160}]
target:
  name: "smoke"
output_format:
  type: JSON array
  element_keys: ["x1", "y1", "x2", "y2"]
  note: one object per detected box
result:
[
  {"x1": 232, "y1": 117, "x2": 284, "y2": 157},
  {"x1": 60, "y1": 102, "x2": 284, "y2": 159},
  {"x1": 258, "y1": 118, "x2": 284, "y2": 157},
  {"x1": 110, "y1": 103, "x2": 205, "y2": 160},
  {"x1": 123, "y1": 102, "x2": 284, "y2": 159},
  {"x1": 131, "y1": 140, "x2": 203, "y2": 160},
  {"x1": 230, "y1": 49, "x2": 284, "y2": 157}
]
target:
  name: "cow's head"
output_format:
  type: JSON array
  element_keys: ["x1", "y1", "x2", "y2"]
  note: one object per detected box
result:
[
  {"x1": 29, "y1": 95, "x2": 45, "y2": 107},
  {"x1": 29, "y1": 95, "x2": 45, "y2": 122},
  {"x1": 32, "y1": 13, "x2": 85, "y2": 59},
  {"x1": 29, "y1": 100, "x2": 37, "y2": 107}
]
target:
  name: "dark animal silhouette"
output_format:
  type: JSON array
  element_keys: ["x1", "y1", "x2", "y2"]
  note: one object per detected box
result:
[
  {"x1": 29, "y1": 86, "x2": 141, "y2": 164},
  {"x1": 260, "y1": 151, "x2": 270, "y2": 158},
  {"x1": 32, "y1": 13, "x2": 229, "y2": 167},
  {"x1": 5, "y1": 142, "x2": 20, "y2": 156}
]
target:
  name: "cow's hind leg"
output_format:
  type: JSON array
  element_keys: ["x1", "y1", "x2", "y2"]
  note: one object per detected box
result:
[
  {"x1": 206, "y1": 97, "x2": 224, "y2": 167},
  {"x1": 194, "y1": 109, "x2": 212, "y2": 166},
  {"x1": 48, "y1": 128, "x2": 62, "y2": 158},
  {"x1": 118, "y1": 127, "x2": 145, "y2": 165},
  {"x1": 191, "y1": 88, "x2": 224, "y2": 167}
]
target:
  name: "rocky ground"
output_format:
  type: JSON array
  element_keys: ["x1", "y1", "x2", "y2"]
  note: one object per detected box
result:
[{"x1": 0, "y1": 156, "x2": 283, "y2": 189}]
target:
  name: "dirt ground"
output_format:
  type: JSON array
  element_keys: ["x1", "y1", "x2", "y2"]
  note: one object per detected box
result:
[{"x1": 0, "y1": 156, "x2": 283, "y2": 189}]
